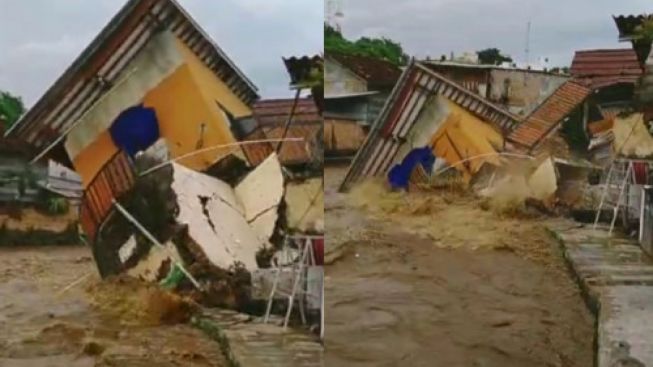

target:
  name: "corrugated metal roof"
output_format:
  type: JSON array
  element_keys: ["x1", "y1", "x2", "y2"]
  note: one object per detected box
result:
[
  {"x1": 613, "y1": 15, "x2": 653, "y2": 66},
  {"x1": 264, "y1": 124, "x2": 320, "y2": 165},
  {"x1": 244, "y1": 97, "x2": 321, "y2": 166},
  {"x1": 570, "y1": 48, "x2": 642, "y2": 88},
  {"x1": 253, "y1": 98, "x2": 321, "y2": 127},
  {"x1": 6, "y1": 0, "x2": 259, "y2": 152},
  {"x1": 339, "y1": 60, "x2": 520, "y2": 191},
  {"x1": 241, "y1": 125, "x2": 319, "y2": 167},
  {"x1": 613, "y1": 14, "x2": 653, "y2": 40},
  {"x1": 327, "y1": 52, "x2": 401, "y2": 89},
  {"x1": 283, "y1": 55, "x2": 323, "y2": 87},
  {"x1": 507, "y1": 81, "x2": 592, "y2": 152}
]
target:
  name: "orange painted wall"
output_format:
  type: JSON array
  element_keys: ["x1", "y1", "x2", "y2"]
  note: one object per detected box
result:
[
  {"x1": 73, "y1": 130, "x2": 119, "y2": 187},
  {"x1": 72, "y1": 34, "x2": 254, "y2": 185},
  {"x1": 140, "y1": 40, "x2": 253, "y2": 171},
  {"x1": 430, "y1": 99, "x2": 503, "y2": 183},
  {"x1": 176, "y1": 39, "x2": 251, "y2": 119}
]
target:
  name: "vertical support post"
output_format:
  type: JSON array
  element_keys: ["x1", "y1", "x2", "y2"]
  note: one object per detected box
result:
[
  {"x1": 594, "y1": 164, "x2": 614, "y2": 229},
  {"x1": 610, "y1": 162, "x2": 633, "y2": 236}
]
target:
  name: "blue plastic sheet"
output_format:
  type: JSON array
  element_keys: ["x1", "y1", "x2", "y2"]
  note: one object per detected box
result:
[
  {"x1": 109, "y1": 105, "x2": 160, "y2": 157},
  {"x1": 387, "y1": 146, "x2": 435, "y2": 191}
]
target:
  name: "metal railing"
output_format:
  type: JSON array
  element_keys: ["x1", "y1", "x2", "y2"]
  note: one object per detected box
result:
[{"x1": 79, "y1": 151, "x2": 135, "y2": 241}]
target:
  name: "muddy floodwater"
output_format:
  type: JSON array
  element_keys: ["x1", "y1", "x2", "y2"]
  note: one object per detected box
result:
[
  {"x1": 0, "y1": 245, "x2": 226, "y2": 367},
  {"x1": 324, "y1": 165, "x2": 594, "y2": 367}
]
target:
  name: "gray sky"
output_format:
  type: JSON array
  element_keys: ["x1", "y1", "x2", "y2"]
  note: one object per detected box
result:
[
  {"x1": 339, "y1": 0, "x2": 652, "y2": 67},
  {"x1": 0, "y1": 0, "x2": 323, "y2": 106}
]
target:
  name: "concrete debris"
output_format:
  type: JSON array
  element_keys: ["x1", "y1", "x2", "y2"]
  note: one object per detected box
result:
[
  {"x1": 613, "y1": 113, "x2": 653, "y2": 158},
  {"x1": 284, "y1": 178, "x2": 324, "y2": 233},
  {"x1": 172, "y1": 162, "x2": 266, "y2": 271}
]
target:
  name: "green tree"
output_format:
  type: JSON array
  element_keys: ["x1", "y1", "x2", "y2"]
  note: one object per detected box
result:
[
  {"x1": 549, "y1": 66, "x2": 570, "y2": 74},
  {"x1": 0, "y1": 91, "x2": 25, "y2": 131},
  {"x1": 324, "y1": 24, "x2": 408, "y2": 66},
  {"x1": 476, "y1": 48, "x2": 513, "y2": 65},
  {"x1": 633, "y1": 19, "x2": 653, "y2": 42}
]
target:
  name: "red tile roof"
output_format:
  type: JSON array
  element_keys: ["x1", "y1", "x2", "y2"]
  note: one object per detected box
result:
[
  {"x1": 507, "y1": 81, "x2": 592, "y2": 152},
  {"x1": 327, "y1": 52, "x2": 401, "y2": 89},
  {"x1": 570, "y1": 49, "x2": 642, "y2": 89},
  {"x1": 252, "y1": 97, "x2": 321, "y2": 127},
  {"x1": 245, "y1": 97, "x2": 321, "y2": 166}
]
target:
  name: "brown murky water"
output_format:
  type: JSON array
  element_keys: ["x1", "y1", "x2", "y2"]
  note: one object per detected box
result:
[
  {"x1": 0, "y1": 246, "x2": 226, "y2": 367},
  {"x1": 324, "y1": 165, "x2": 594, "y2": 367}
]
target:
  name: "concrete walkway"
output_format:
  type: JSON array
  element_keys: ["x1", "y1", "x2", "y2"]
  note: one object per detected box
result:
[
  {"x1": 200, "y1": 309, "x2": 323, "y2": 367},
  {"x1": 549, "y1": 221, "x2": 653, "y2": 367}
]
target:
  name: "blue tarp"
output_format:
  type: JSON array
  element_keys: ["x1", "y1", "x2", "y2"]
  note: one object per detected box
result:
[
  {"x1": 387, "y1": 146, "x2": 435, "y2": 191},
  {"x1": 109, "y1": 105, "x2": 160, "y2": 157}
]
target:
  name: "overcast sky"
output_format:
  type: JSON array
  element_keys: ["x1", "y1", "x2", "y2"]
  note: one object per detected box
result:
[
  {"x1": 339, "y1": 0, "x2": 652, "y2": 67},
  {"x1": 0, "y1": 0, "x2": 323, "y2": 106}
]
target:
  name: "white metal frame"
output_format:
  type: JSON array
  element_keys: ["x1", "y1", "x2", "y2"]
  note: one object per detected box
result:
[{"x1": 263, "y1": 235, "x2": 323, "y2": 336}]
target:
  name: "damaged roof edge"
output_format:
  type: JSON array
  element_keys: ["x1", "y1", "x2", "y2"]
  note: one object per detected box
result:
[
  {"x1": 6, "y1": 0, "x2": 259, "y2": 141},
  {"x1": 168, "y1": 0, "x2": 258, "y2": 93},
  {"x1": 338, "y1": 58, "x2": 416, "y2": 192},
  {"x1": 339, "y1": 60, "x2": 523, "y2": 192}
]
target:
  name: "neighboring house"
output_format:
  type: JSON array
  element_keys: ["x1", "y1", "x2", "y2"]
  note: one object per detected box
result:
[
  {"x1": 242, "y1": 97, "x2": 322, "y2": 168},
  {"x1": 571, "y1": 48, "x2": 642, "y2": 114},
  {"x1": 5, "y1": 0, "x2": 259, "y2": 242},
  {"x1": 325, "y1": 52, "x2": 400, "y2": 124},
  {"x1": 0, "y1": 138, "x2": 81, "y2": 205},
  {"x1": 422, "y1": 61, "x2": 569, "y2": 117},
  {"x1": 324, "y1": 52, "x2": 401, "y2": 158}
]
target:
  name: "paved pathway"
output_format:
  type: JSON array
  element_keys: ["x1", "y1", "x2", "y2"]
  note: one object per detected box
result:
[
  {"x1": 549, "y1": 221, "x2": 653, "y2": 367},
  {"x1": 200, "y1": 309, "x2": 323, "y2": 367}
]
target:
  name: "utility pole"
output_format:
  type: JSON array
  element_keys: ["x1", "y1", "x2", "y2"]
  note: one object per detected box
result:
[{"x1": 525, "y1": 21, "x2": 531, "y2": 66}]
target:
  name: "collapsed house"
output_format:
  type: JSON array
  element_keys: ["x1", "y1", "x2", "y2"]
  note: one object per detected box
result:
[
  {"x1": 5, "y1": 0, "x2": 323, "y2": 322},
  {"x1": 324, "y1": 52, "x2": 401, "y2": 159},
  {"x1": 339, "y1": 58, "x2": 602, "y2": 209},
  {"x1": 340, "y1": 14, "x2": 653, "y2": 260}
]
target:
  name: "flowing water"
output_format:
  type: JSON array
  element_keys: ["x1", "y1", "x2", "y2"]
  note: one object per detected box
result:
[
  {"x1": 0, "y1": 246, "x2": 226, "y2": 367},
  {"x1": 324, "y1": 165, "x2": 594, "y2": 367}
]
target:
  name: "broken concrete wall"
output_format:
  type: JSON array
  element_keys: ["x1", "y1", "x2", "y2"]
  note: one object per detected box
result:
[
  {"x1": 613, "y1": 113, "x2": 653, "y2": 157},
  {"x1": 284, "y1": 178, "x2": 324, "y2": 233},
  {"x1": 234, "y1": 154, "x2": 285, "y2": 244}
]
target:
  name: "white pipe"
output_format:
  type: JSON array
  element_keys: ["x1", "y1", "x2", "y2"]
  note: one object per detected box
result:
[
  {"x1": 112, "y1": 199, "x2": 202, "y2": 291},
  {"x1": 138, "y1": 138, "x2": 304, "y2": 177},
  {"x1": 431, "y1": 152, "x2": 535, "y2": 178}
]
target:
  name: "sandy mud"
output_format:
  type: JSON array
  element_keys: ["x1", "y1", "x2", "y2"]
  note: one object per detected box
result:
[
  {"x1": 324, "y1": 165, "x2": 594, "y2": 367},
  {"x1": 0, "y1": 245, "x2": 226, "y2": 367}
]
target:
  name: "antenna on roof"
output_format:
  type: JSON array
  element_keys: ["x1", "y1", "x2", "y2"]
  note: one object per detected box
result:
[
  {"x1": 525, "y1": 20, "x2": 531, "y2": 66},
  {"x1": 326, "y1": 0, "x2": 344, "y2": 32}
]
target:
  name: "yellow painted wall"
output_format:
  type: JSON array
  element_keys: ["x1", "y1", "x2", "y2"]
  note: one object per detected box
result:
[
  {"x1": 73, "y1": 130, "x2": 119, "y2": 187},
  {"x1": 73, "y1": 34, "x2": 255, "y2": 185},
  {"x1": 431, "y1": 99, "x2": 503, "y2": 182},
  {"x1": 140, "y1": 39, "x2": 254, "y2": 171},
  {"x1": 176, "y1": 39, "x2": 251, "y2": 119}
]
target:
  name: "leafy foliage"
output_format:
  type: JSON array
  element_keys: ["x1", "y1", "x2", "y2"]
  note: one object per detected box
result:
[
  {"x1": 46, "y1": 197, "x2": 69, "y2": 215},
  {"x1": 0, "y1": 91, "x2": 25, "y2": 131},
  {"x1": 324, "y1": 24, "x2": 408, "y2": 66},
  {"x1": 633, "y1": 19, "x2": 653, "y2": 42},
  {"x1": 549, "y1": 66, "x2": 570, "y2": 74},
  {"x1": 476, "y1": 48, "x2": 513, "y2": 65}
]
